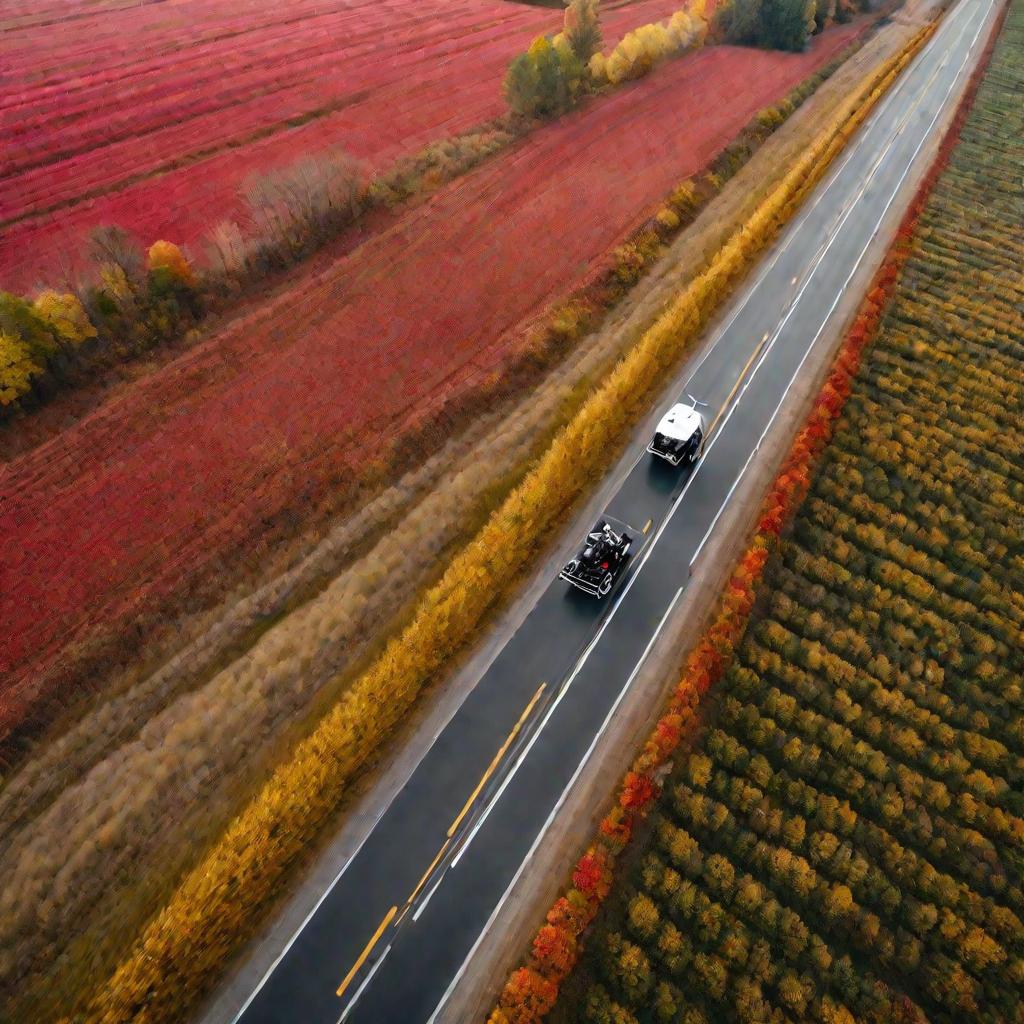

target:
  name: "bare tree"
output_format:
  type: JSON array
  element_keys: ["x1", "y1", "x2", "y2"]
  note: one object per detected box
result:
[
  {"x1": 244, "y1": 148, "x2": 368, "y2": 262},
  {"x1": 88, "y1": 225, "x2": 143, "y2": 281},
  {"x1": 205, "y1": 220, "x2": 251, "y2": 281}
]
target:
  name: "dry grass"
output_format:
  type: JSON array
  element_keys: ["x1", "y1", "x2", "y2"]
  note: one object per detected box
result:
[{"x1": 0, "y1": 10, "x2": 934, "y2": 1018}]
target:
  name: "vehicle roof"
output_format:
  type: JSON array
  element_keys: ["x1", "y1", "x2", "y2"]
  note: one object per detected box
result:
[{"x1": 655, "y1": 403, "x2": 704, "y2": 442}]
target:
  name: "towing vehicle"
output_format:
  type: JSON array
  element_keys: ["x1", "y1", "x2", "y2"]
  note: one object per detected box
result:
[
  {"x1": 559, "y1": 517, "x2": 634, "y2": 598},
  {"x1": 647, "y1": 399, "x2": 706, "y2": 467}
]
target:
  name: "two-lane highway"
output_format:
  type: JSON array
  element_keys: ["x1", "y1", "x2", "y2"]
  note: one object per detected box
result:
[{"x1": 226, "y1": 2, "x2": 1001, "y2": 1019}]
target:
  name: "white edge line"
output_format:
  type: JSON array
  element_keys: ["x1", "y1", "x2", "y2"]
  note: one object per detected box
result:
[
  {"x1": 690, "y1": 0, "x2": 987, "y2": 569},
  {"x1": 228, "y1": 801, "x2": 390, "y2": 1022},
  {"x1": 450, "y1": 583, "x2": 684, "y2": 869},
  {"x1": 695, "y1": 0, "x2": 976, "y2": 476},
  {"x1": 232, "y1": 4, "x2": 987, "y2": 1020},
  {"x1": 580, "y1": 0, "x2": 968, "y2": 484},
  {"x1": 675, "y1": 0, "x2": 972, "y2": 389},
  {"x1": 426, "y1": 588, "x2": 685, "y2": 1024},
  {"x1": 615, "y1": 0, "x2": 973, "y2": 484},
  {"x1": 425, "y1": 5, "x2": 992, "y2": 1021},
  {"x1": 336, "y1": 943, "x2": 393, "y2": 1024},
  {"x1": 412, "y1": 871, "x2": 448, "y2": 923}
]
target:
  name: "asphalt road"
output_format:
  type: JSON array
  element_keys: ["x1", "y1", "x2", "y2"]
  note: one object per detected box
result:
[{"x1": 230, "y1": 2, "x2": 998, "y2": 1020}]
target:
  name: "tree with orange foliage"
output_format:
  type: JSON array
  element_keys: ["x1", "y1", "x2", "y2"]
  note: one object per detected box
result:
[
  {"x1": 532, "y1": 924, "x2": 576, "y2": 977},
  {"x1": 495, "y1": 967, "x2": 558, "y2": 1024},
  {"x1": 148, "y1": 240, "x2": 195, "y2": 288},
  {"x1": 573, "y1": 848, "x2": 611, "y2": 901},
  {"x1": 620, "y1": 771, "x2": 656, "y2": 811}
]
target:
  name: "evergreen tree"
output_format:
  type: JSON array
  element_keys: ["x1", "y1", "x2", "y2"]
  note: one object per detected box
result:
[{"x1": 564, "y1": 0, "x2": 602, "y2": 64}]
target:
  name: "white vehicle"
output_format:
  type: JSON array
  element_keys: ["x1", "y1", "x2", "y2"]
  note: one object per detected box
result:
[{"x1": 647, "y1": 402, "x2": 706, "y2": 467}]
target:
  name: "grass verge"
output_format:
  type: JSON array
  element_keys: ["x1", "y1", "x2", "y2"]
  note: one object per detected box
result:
[{"x1": 64, "y1": 17, "x2": 939, "y2": 1024}]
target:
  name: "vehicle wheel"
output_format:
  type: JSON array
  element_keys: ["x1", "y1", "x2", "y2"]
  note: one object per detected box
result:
[{"x1": 598, "y1": 573, "x2": 614, "y2": 597}]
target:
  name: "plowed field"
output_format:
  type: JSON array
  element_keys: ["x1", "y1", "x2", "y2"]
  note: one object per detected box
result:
[
  {"x1": 0, "y1": 23, "x2": 863, "y2": 744},
  {"x1": 0, "y1": 0, "x2": 690, "y2": 291}
]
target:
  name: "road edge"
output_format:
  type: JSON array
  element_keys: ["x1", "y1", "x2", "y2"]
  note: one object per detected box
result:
[{"x1": 433, "y1": 0, "x2": 1007, "y2": 1018}]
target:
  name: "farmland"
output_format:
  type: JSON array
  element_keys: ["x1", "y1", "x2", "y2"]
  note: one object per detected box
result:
[
  {"x1": 543, "y1": 2, "x2": 1024, "y2": 1021},
  {"x1": 0, "y1": 22, "x2": 866, "y2": 749},
  {"x1": 0, "y1": 0, "x2": 694, "y2": 292},
  {"x1": 2, "y1": 11, "x2": 946, "y2": 1020}
]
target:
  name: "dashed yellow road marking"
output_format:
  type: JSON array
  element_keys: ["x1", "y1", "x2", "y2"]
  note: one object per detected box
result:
[
  {"x1": 406, "y1": 838, "x2": 451, "y2": 907},
  {"x1": 336, "y1": 905, "x2": 397, "y2": 998},
  {"x1": 706, "y1": 332, "x2": 773, "y2": 440},
  {"x1": 447, "y1": 682, "x2": 547, "y2": 839}
]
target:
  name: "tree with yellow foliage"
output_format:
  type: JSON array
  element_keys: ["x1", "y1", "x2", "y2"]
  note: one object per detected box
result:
[
  {"x1": 0, "y1": 330, "x2": 41, "y2": 406},
  {"x1": 562, "y1": 0, "x2": 602, "y2": 63},
  {"x1": 32, "y1": 290, "x2": 97, "y2": 350},
  {"x1": 591, "y1": 1, "x2": 707, "y2": 85}
]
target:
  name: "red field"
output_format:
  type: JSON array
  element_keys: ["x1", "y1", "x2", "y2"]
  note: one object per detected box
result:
[
  {"x1": 0, "y1": 0, "x2": 693, "y2": 292},
  {"x1": 0, "y1": 24, "x2": 863, "y2": 740}
]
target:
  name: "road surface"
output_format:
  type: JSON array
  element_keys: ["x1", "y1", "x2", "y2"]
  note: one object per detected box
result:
[{"x1": 229, "y1": 1, "x2": 999, "y2": 1020}]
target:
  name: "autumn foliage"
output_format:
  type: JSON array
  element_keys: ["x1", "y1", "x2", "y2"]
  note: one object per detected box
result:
[
  {"x1": 589, "y1": 0, "x2": 709, "y2": 85},
  {"x1": 56, "y1": 21, "x2": 927, "y2": 1024},
  {"x1": 147, "y1": 240, "x2": 195, "y2": 287},
  {"x1": 501, "y1": 3, "x2": 1023, "y2": 1022},
  {"x1": 488, "y1": 22, "x2": 947, "y2": 1023}
]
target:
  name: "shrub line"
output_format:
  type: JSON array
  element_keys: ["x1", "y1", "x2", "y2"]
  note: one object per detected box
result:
[
  {"x1": 485, "y1": 6, "x2": 1006, "y2": 1020},
  {"x1": 66, "y1": 16, "x2": 939, "y2": 1024}
]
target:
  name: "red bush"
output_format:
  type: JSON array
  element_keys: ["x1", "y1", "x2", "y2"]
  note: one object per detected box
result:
[
  {"x1": 491, "y1": 25, "x2": 992, "y2": 1013},
  {"x1": 572, "y1": 849, "x2": 610, "y2": 901},
  {"x1": 497, "y1": 967, "x2": 558, "y2": 1023},
  {"x1": 620, "y1": 771, "x2": 657, "y2": 811},
  {"x1": 532, "y1": 924, "x2": 576, "y2": 977}
]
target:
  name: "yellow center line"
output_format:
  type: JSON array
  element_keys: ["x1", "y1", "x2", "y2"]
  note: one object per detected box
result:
[
  {"x1": 406, "y1": 837, "x2": 452, "y2": 907},
  {"x1": 642, "y1": 518, "x2": 653, "y2": 535},
  {"x1": 336, "y1": 905, "x2": 397, "y2": 998},
  {"x1": 447, "y1": 681, "x2": 547, "y2": 839},
  {"x1": 705, "y1": 332, "x2": 773, "y2": 441}
]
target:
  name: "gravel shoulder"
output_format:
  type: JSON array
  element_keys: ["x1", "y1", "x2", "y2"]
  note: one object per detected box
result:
[{"x1": 192, "y1": 3, "x2": 954, "y2": 1020}]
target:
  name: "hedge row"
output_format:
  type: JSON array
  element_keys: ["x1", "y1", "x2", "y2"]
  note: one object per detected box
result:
[
  {"x1": 505, "y1": 3, "x2": 1021, "y2": 1023},
  {"x1": 63, "y1": 20, "x2": 938, "y2": 1024}
]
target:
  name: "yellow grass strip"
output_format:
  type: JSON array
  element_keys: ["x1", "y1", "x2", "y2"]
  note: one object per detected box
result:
[{"x1": 74, "y1": 22, "x2": 936, "y2": 1024}]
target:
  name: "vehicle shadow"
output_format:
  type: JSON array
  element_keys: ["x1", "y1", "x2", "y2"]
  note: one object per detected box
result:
[
  {"x1": 561, "y1": 585, "x2": 607, "y2": 618},
  {"x1": 645, "y1": 453, "x2": 696, "y2": 499}
]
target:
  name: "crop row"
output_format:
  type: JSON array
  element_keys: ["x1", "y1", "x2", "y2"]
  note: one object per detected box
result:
[
  {"x1": 537, "y1": 3, "x2": 1023, "y2": 1022},
  {"x1": 52, "y1": 24, "x2": 934, "y2": 1024}
]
